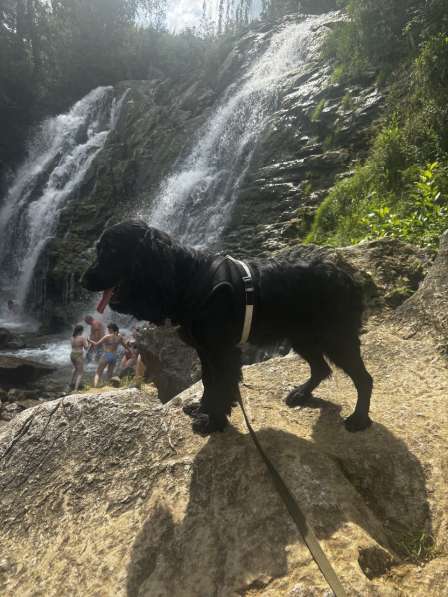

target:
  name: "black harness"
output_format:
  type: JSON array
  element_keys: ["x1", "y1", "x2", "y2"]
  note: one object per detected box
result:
[
  {"x1": 176, "y1": 253, "x2": 256, "y2": 346},
  {"x1": 199, "y1": 254, "x2": 255, "y2": 346}
]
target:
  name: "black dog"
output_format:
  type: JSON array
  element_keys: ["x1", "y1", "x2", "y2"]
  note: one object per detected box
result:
[{"x1": 82, "y1": 221, "x2": 373, "y2": 435}]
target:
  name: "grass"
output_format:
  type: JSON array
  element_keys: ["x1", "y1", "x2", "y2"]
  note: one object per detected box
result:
[{"x1": 395, "y1": 531, "x2": 440, "y2": 564}]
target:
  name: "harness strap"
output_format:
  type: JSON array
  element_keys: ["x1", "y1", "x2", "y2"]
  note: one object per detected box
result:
[
  {"x1": 238, "y1": 394, "x2": 348, "y2": 597},
  {"x1": 226, "y1": 255, "x2": 254, "y2": 345}
]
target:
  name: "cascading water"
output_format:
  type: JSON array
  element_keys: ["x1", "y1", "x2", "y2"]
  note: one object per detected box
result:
[
  {"x1": 0, "y1": 86, "x2": 126, "y2": 312},
  {"x1": 146, "y1": 17, "x2": 319, "y2": 247}
]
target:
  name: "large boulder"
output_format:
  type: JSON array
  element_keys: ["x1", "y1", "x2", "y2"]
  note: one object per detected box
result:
[
  {"x1": 0, "y1": 355, "x2": 55, "y2": 389},
  {"x1": 1, "y1": 320, "x2": 447, "y2": 596},
  {"x1": 337, "y1": 238, "x2": 431, "y2": 310},
  {"x1": 135, "y1": 323, "x2": 201, "y2": 403},
  {"x1": 281, "y1": 237, "x2": 430, "y2": 313},
  {"x1": 0, "y1": 328, "x2": 25, "y2": 350},
  {"x1": 0, "y1": 328, "x2": 13, "y2": 349},
  {"x1": 396, "y1": 230, "x2": 448, "y2": 346}
]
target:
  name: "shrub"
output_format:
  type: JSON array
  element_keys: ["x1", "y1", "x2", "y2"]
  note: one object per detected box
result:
[
  {"x1": 361, "y1": 161, "x2": 448, "y2": 250},
  {"x1": 308, "y1": 160, "x2": 448, "y2": 250}
]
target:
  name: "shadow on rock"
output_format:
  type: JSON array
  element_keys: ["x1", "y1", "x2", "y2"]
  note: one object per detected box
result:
[
  {"x1": 126, "y1": 404, "x2": 432, "y2": 595},
  {"x1": 126, "y1": 427, "x2": 300, "y2": 596},
  {"x1": 305, "y1": 394, "x2": 432, "y2": 558}
]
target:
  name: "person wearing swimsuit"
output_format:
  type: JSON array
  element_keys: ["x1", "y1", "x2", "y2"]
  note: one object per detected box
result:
[
  {"x1": 70, "y1": 325, "x2": 89, "y2": 391},
  {"x1": 89, "y1": 323, "x2": 128, "y2": 387}
]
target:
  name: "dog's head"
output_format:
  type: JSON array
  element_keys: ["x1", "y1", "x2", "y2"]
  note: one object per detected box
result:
[{"x1": 81, "y1": 221, "x2": 178, "y2": 324}]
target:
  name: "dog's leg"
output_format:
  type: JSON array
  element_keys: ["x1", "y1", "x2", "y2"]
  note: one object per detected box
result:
[
  {"x1": 286, "y1": 344, "x2": 332, "y2": 407},
  {"x1": 182, "y1": 351, "x2": 212, "y2": 418},
  {"x1": 326, "y1": 337, "x2": 373, "y2": 432},
  {"x1": 190, "y1": 345, "x2": 242, "y2": 436}
]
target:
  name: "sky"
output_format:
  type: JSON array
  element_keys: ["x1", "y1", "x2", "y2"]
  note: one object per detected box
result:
[
  {"x1": 166, "y1": 0, "x2": 204, "y2": 32},
  {"x1": 165, "y1": 0, "x2": 263, "y2": 33}
]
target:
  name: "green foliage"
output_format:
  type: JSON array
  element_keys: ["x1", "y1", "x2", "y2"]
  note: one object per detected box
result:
[
  {"x1": 395, "y1": 531, "x2": 438, "y2": 563},
  {"x1": 321, "y1": 0, "x2": 446, "y2": 82},
  {"x1": 0, "y1": 0, "x2": 217, "y2": 177},
  {"x1": 415, "y1": 33, "x2": 448, "y2": 102},
  {"x1": 341, "y1": 92, "x2": 353, "y2": 111},
  {"x1": 362, "y1": 162, "x2": 448, "y2": 249},
  {"x1": 310, "y1": 98, "x2": 326, "y2": 122},
  {"x1": 307, "y1": 165, "x2": 373, "y2": 246},
  {"x1": 309, "y1": 0, "x2": 448, "y2": 251},
  {"x1": 308, "y1": 158, "x2": 448, "y2": 250}
]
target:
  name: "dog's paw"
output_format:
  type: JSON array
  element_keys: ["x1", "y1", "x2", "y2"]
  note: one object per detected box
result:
[
  {"x1": 344, "y1": 413, "x2": 372, "y2": 432},
  {"x1": 285, "y1": 386, "x2": 312, "y2": 407},
  {"x1": 183, "y1": 401, "x2": 202, "y2": 418},
  {"x1": 192, "y1": 413, "x2": 227, "y2": 436}
]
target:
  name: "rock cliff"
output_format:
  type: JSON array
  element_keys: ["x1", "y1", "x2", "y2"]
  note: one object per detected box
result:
[{"x1": 38, "y1": 11, "x2": 384, "y2": 319}]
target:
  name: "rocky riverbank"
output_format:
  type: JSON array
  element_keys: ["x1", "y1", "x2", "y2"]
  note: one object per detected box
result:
[
  {"x1": 0, "y1": 327, "x2": 81, "y2": 424},
  {"x1": 1, "y1": 231, "x2": 448, "y2": 595},
  {"x1": 1, "y1": 315, "x2": 447, "y2": 595}
]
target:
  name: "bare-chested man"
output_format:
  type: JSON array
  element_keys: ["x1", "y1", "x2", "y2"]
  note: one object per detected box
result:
[
  {"x1": 84, "y1": 315, "x2": 105, "y2": 362},
  {"x1": 89, "y1": 323, "x2": 128, "y2": 387}
]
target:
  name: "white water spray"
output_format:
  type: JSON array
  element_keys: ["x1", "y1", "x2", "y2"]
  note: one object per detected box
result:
[
  {"x1": 147, "y1": 18, "x2": 316, "y2": 247},
  {"x1": 0, "y1": 86, "x2": 126, "y2": 310}
]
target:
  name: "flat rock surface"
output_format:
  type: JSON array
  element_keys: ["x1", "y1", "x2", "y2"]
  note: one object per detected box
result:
[
  {"x1": 0, "y1": 355, "x2": 56, "y2": 388},
  {"x1": 1, "y1": 322, "x2": 447, "y2": 596}
]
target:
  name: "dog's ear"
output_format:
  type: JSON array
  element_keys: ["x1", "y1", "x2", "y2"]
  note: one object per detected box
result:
[
  {"x1": 140, "y1": 228, "x2": 176, "y2": 274},
  {"x1": 142, "y1": 228, "x2": 174, "y2": 252},
  {"x1": 136, "y1": 227, "x2": 177, "y2": 310}
]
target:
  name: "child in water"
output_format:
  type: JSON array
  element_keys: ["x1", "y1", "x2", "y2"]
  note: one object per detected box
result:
[{"x1": 70, "y1": 324, "x2": 89, "y2": 391}]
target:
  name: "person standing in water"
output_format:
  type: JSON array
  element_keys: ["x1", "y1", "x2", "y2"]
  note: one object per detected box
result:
[
  {"x1": 89, "y1": 323, "x2": 128, "y2": 387},
  {"x1": 7, "y1": 300, "x2": 18, "y2": 315},
  {"x1": 84, "y1": 315, "x2": 105, "y2": 362},
  {"x1": 70, "y1": 324, "x2": 89, "y2": 391}
]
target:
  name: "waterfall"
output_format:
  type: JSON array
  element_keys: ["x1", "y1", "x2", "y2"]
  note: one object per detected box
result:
[
  {"x1": 0, "y1": 86, "x2": 125, "y2": 311},
  {"x1": 146, "y1": 17, "x2": 318, "y2": 247}
]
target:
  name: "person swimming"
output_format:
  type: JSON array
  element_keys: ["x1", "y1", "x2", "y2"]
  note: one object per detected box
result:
[
  {"x1": 70, "y1": 324, "x2": 89, "y2": 391},
  {"x1": 88, "y1": 323, "x2": 128, "y2": 387}
]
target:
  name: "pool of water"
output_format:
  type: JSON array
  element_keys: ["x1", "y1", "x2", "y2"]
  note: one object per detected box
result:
[{"x1": 8, "y1": 341, "x2": 72, "y2": 367}]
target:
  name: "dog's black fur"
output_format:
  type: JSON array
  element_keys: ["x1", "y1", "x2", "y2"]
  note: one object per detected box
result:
[{"x1": 82, "y1": 221, "x2": 373, "y2": 435}]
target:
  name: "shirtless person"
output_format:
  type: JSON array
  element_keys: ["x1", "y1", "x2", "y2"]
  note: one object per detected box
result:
[
  {"x1": 89, "y1": 323, "x2": 128, "y2": 387},
  {"x1": 84, "y1": 315, "x2": 105, "y2": 363},
  {"x1": 70, "y1": 325, "x2": 89, "y2": 391}
]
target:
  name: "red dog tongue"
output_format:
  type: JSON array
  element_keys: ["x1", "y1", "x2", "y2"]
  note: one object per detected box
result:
[{"x1": 97, "y1": 288, "x2": 114, "y2": 314}]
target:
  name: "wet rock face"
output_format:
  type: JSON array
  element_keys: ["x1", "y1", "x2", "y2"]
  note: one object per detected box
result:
[
  {"x1": 0, "y1": 328, "x2": 25, "y2": 350},
  {"x1": 40, "y1": 11, "x2": 384, "y2": 318},
  {"x1": 0, "y1": 328, "x2": 12, "y2": 349},
  {"x1": 222, "y1": 71, "x2": 384, "y2": 258},
  {"x1": 0, "y1": 355, "x2": 55, "y2": 389},
  {"x1": 42, "y1": 75, "x2": 220, "y2": 318}
]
